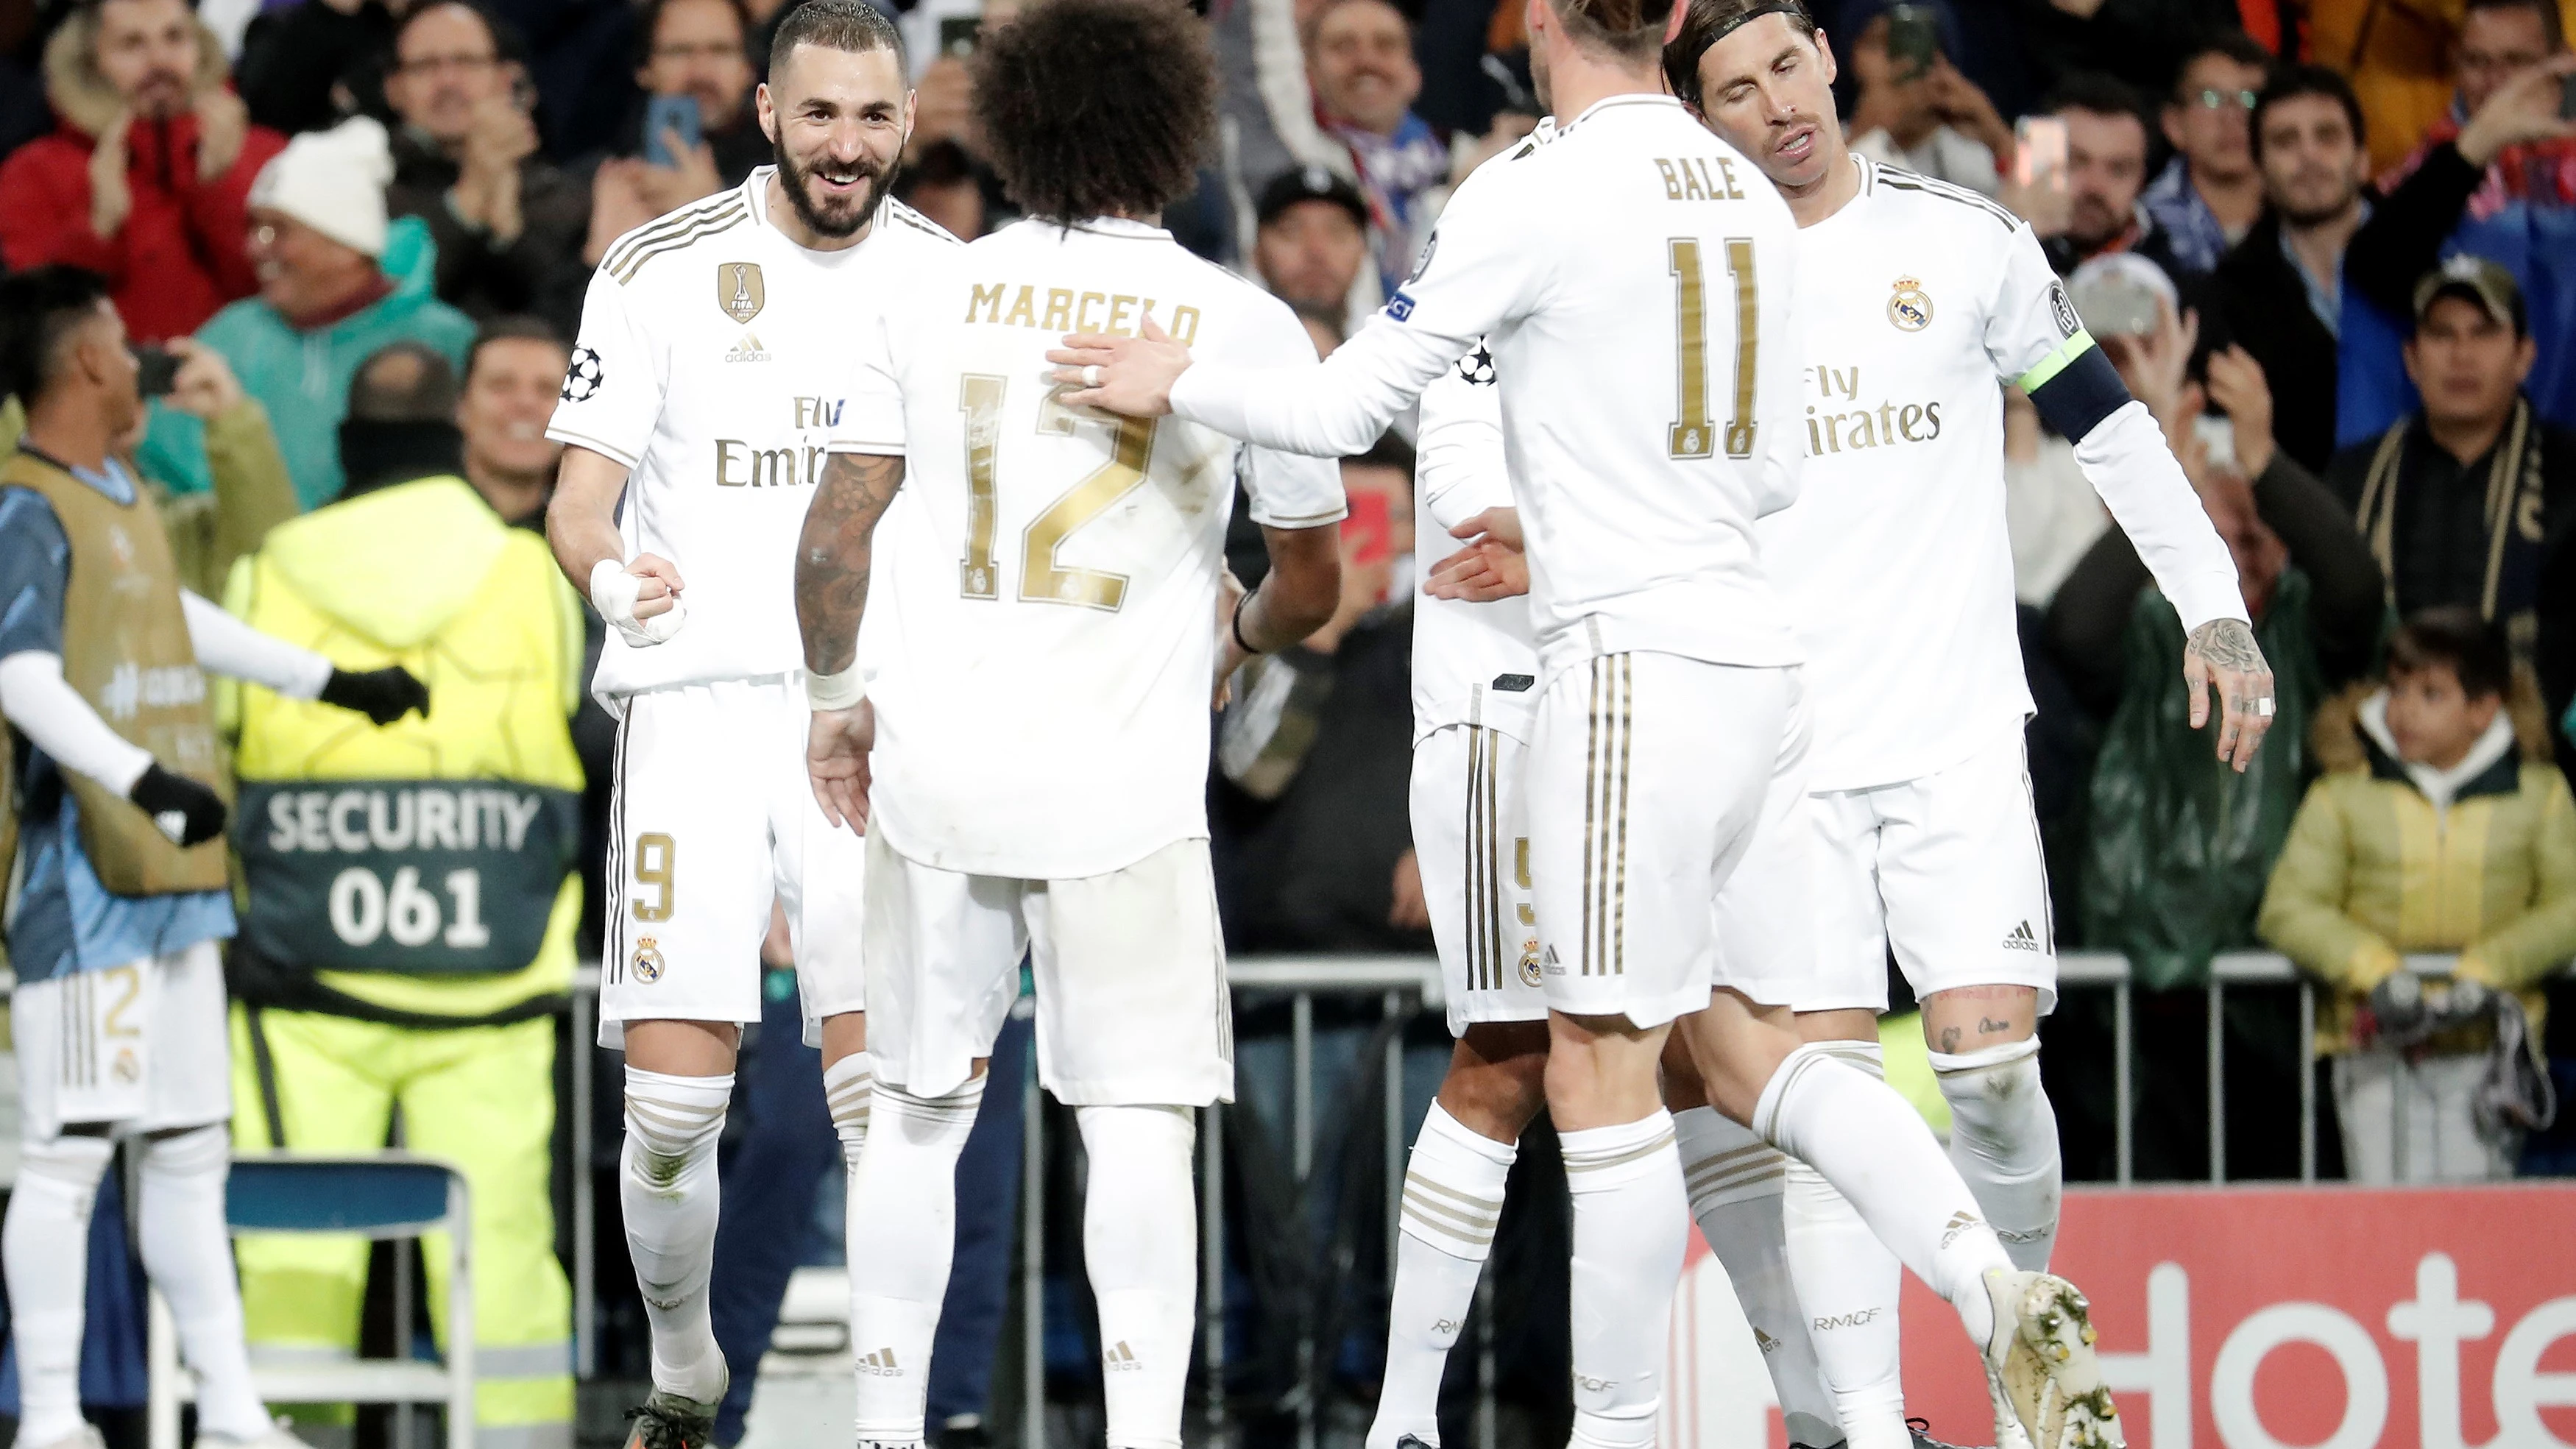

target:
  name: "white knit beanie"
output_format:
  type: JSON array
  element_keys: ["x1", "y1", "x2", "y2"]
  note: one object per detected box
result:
[{"x1": 249, "y1": 116, "x2": 394, "y2": 258}]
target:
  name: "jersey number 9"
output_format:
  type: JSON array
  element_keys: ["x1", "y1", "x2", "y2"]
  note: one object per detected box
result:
[{"x1": 1668, "y1": 238, "x2": 1759, "y2": 461}]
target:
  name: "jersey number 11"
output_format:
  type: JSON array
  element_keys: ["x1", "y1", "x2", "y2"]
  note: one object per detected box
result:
[{"x1": 1668, "y1": 237, "x2": 1758, "y2": 461}]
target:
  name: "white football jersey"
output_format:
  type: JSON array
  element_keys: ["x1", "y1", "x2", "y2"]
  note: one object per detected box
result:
[
  {"x1": 1169, "y1": 95, "x2": 1807, "y2": 681},
  {"x1": 548, "y1": 169, "x2": 958, "y2": 698},
  {"x1": 833, "y1": 217, "x2": 1347, "y2": 880},
  {"x1": 1412, "y1": 343, "x2": 1538, "y2": 745},
  {"x1": 1759, "y1": 157, "x2": 2239, "y2": 790}
]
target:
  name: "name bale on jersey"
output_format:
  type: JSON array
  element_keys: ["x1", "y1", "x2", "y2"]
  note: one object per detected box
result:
[
  {"x1": 713, "y1": 394, "x2": 841, "y2": 488},
  {"x1": 961, "y1": 282, "x2": 1200, "y2": 345},
  {"x1": 1654, "y1": 156, "x2": 1750, "y2": 202},
  {"x1": 1805, "y1": 364, "x2": 1944, "y2": 456}
]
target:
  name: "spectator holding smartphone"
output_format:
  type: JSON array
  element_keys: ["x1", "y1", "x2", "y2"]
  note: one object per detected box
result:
[
  {"x1": 1842, "y1": 0, "x2": 2018, "y2": 196},
  {"x1": 381, "y1": 0, "x2": 588, "y2": 322},
  {"x1": 584, "y1": 0, "x2": 767, "y2": 270}
]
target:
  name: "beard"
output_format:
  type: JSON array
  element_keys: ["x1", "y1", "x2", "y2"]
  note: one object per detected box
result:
[
  {"x1": 2276, "y1": 177, "x2": 2359, "y2": 229},
  {"x1": 774, "y1": 135, "x2": 897, "y2": 240}
]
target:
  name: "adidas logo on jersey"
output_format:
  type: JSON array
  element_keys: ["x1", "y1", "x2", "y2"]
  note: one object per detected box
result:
[
  {"x1": 857, "y1": 1347, "x2": 903, "y2": 1376},
  {"x1": 2002, "y1": 921, "x2": 2042, "y2": 952},
  {"x1": 1103, "y1": 1341, "x2": 1144, "y2": 1372},
  {"x1": 726, "y1": 331, "x2": 771, "y2": 364}
]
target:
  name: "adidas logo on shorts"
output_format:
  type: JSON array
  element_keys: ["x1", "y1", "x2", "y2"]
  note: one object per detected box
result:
[{"x1": 2001, "y1": 920, "x2": 2041, "y2": 953}]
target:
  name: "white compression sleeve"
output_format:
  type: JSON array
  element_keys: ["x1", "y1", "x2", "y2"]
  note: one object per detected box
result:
[
  {"x1": 2073, "y1": 400, "x2": 2248, "y2": 632},
  {"x1": 1077, "y1": 1105, "x2": 1200, "y2": 1449},
  {"x1": 1170, "y1": 317, "x2": 1465, "y2": 459},
  {"x1": 0, "y1": 651, "x2": 152, "y2": 793},
  {"x1": 179, "y1": 590, "x2": 332, "y2": 698}
]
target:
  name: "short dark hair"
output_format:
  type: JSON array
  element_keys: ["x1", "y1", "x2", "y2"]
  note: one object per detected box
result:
[
  {"x1": 2464, "y1": 0, "x2": 2565, "y2": 51},
  {"x1": 393, "y1": 0, "x2": 526, "y2": 63},
  {"x1": 0, "y1": 266, "x2": 113, "y2": 410},
  {"x1": 971, "y1": 0, "x2": 1216, "y2": 224},
  {"x1": 635, "y1": 0, "x2": 750, "y2": 70},
  {"x1": 1666, "y1": 0, "x2": 1817, "y2": 106},
  {"x1": 2171, "y1": 28, "x2": 2274, "y2": 97},
  {"x1": 2045, "y1": 71, "x2": 2151, "y2": 131},
  {"x1": 2249, "y1": 63, "x2": 2364, "y2": 160},
  {"x1": 349, "y1": 342, "x2": 461, "y2": 422},
  {"x1": 465, "y1": 316, "x2": 565, "y2": 383},
  {"x1": 768, "y1": 0, "x2": 903, "y2": 83},
  {"x1": 1349, "y1": 430, "x2": 1417, "y2": 476},
  {"x1": 1546, "y1": 0, "x2": 1678, "y2": 63},
  {"x1": 2387, "y1": 604, "x2": 2513, "y2": 701}
]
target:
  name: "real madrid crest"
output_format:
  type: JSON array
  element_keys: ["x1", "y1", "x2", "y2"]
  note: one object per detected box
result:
[
  {"x1": 1887, "y1": 275, "x2": 1933, "y2": 332},
  {"x1": 719, "y1": 263, "x2": 765, "y2": 324},
  {"x1": 632, "y1": 935, "x2": 666, "y2": 984}
]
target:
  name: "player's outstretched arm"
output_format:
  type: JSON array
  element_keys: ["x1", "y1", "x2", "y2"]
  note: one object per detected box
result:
[
  {"x1": 178, "y1": 590, "x2": 428, "y2": 723},
  {"x1": 1218, "y1": 522, "x2": 1342, "y2": 681},
  {"x1": 795, "y1": 449, "x2": 907, "y2": 832},
  {"x1": 548, "y1": 445, "x2": 687, "y2": 648}
]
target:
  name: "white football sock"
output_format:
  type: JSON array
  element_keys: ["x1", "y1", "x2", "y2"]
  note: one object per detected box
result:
[
  {"x1": 827, "y1": 1052, "x2": 874, "y2": 1171},
  {"x1": 1931, "y1": 1039, "x2": 2059, "y2": 1273},
  {"x1": 1754, "y1": 1044, "x2": 2010, "y2": 1350},
  {"x1": 1370, "y1": 1102, "x2": 1517, "y2": 1449},
  {"x1": 1560, "y1": 1110, "x2": 1685, "y2": 1449},
  {"x1": 137, "y1": 1125, "x2": 273, "y2": 1440},
  {"x1": 1077, "y1": 1105, "x2": 1198, "y2": 1449},
  {"x1": 1786, "y1": 1160, "x2": 1907, "y2": 1449},
  {"x1": 1673, "y1": 1107, "x2": 1841, "y2": 1449},
  {"x1": 620, "y1": 1066, "x2": 733, "y2": 1403},
  {"x1": 848, "y1": 1076, "x2": 986, "y2": 1445},
  {"x1": 4, "y1": 1133, "x2": 115, "y2": 1448}
]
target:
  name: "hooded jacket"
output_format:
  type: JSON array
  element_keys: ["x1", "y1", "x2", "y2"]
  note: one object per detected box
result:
[
  {"x1": 0, "y1": 15, "x2": 285, "y2": 341},
  {"x1": 194, "y1": 215, "x2": 477, "y2": 509},
  {"x1": 2259, "y1": 678, "x2": 2576, "y2": 1054},
  {"x1": 219, "y1": 473, "x2": 585, "y2": 1025}
]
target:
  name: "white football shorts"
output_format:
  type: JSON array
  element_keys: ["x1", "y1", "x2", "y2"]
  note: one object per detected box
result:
[
  {"x1": 1526, "y1": 653, "x2": 1816, "y2": 1027},
  {"x1": 1412, "y1": 723, "x2": 1546, "y2": 1036},
  {"x1": 1794, "y1": 723, "x2": 2058, "y2": 1016},
  {"x1": 601, "y1": 676, "x2": 866, "y2": 1046},
  {"x1": 862, "y1": 830, "x2": 1232, "y2": 1107},
  {"x1": 14, "y1": 939, "x2": 229, "y2": 1141}
]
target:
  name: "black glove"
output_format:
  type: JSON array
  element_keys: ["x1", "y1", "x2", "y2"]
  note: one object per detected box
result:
[
  {"x1": 128, "y1": 763, "x2": 227, "y2": 847},
  {"x1": 319, "y1": 665, "x2": 429, "y2": 725}
]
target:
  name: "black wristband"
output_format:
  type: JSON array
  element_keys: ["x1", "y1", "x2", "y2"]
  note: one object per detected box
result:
[{"x1": 1231, "y1": 594, "x2": 1261, "y2": 656}]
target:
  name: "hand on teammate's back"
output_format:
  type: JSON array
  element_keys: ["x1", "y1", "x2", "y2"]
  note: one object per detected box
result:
[
  {"x1": 1050, "y1": 313, "x2": 1191, "y2": 417},
  {"x1": 1423, "y1": 507, "x2": 1526, "y2": 602},
  {"x1": 1214, "y1": 569, "x2": 1248, "y2": 706}
]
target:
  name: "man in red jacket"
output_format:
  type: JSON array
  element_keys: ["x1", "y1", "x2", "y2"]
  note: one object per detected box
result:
[{"x1": 0, "y1": 0, "x2": 286, "y2": 342}]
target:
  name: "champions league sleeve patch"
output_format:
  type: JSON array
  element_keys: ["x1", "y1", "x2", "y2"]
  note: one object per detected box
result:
[
  {"x1": 1387, "y1": 292, "x2": 1417, "y2": 322},
  {"x1": 562, "y1": 346, "x2": 605, "y2": 403}
]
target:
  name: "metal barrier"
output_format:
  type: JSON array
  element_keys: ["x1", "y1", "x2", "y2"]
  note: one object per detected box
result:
[{"x1": 563, "y1": 948, "x2": 2480, "y2": 1431}]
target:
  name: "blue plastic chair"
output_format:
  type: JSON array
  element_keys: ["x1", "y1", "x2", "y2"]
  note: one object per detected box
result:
[{"x1": 148, "y1": 1152, "x2": 474, "y2": 1449}]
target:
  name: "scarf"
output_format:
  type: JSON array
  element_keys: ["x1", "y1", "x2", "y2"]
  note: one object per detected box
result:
[{"x1": 2354, "y1": 396, "x2": 2547, "y2": 638}]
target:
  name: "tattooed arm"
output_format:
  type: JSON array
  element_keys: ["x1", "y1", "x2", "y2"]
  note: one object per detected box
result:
[
  {"x1": 2184, "y1": 617, "x2": 2277, "y2": 773},
  {"x1": 795, "y1": 449, "x2": 907, "y2": 831}
]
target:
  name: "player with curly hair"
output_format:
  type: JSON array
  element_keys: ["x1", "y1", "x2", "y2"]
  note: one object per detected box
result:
[{"x1": 792, "y1": 2, "x2": 1345, "y2": 1448}]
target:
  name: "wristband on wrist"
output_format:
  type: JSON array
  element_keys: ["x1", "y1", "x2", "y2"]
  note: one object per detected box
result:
[
  {"x1": 807, "y1": 659, "x2": 866, "y2": 710},
  {"x1": 1231, "y1": 594, "x2": 1261, "y2": 656}
]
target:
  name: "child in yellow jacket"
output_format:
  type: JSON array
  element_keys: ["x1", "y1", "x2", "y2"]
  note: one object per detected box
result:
[{"x1": 2259, "y1": 606, "x2": 2576, "y2": 1182}]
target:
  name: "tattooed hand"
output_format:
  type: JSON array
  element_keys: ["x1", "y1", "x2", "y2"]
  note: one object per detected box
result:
[{"x1": 2183, "y1": 617, "x2": 2276, "y2": 772}]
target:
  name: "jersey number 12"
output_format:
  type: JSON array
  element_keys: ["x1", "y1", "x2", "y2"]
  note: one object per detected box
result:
[
  {"x1": 1668, "y1": 237, "x2": 1758, "y2": 461},
  {"x1": 958, "y1": 374, "x2": 1158, "y2": 611}
]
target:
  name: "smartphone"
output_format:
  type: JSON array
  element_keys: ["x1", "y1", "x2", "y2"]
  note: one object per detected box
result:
[
  {"x1": 2068, "y1": 272, "x2": 2162, "y2": 336},
  {"x1": 643, "y1": 93, "x2": 701, "y2": 168},
  {"x1": 132, "y1": 344, "x2": 179, "y2": 399},
  {"x1": 2014, "y1": 115, "x2": 2068, "y2": 192},
  {"x1": 1884, "y1": 3, "x2": 1939, "y2": 81},
  {"x1": 2561, "y1": 71, "x2": 2576, "y2": 122},
  {"x1": 1342, "y1": 490, "x2": 1393, "y2": 570}
]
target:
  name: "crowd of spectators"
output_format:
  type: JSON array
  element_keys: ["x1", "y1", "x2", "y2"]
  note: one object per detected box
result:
[{"x1": 0, "y1": 0, "x2": 2574, "y2": 1412}]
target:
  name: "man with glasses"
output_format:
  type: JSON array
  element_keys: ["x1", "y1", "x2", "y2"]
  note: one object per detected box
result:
[
  {"x1": 383, "y1": 0, "x2": 590, "y2": 322},
  {"x1": 2140, "y1": 31, "x2": 2273, "y2": 278},
  {"x1": 586, "y1": 0, "x2": 769, "y2": 273}
]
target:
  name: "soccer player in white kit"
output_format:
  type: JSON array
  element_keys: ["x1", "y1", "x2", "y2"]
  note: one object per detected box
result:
[
  {"x1": 789, "y1": 5, "x2": 1344, "y2": 1448},
  {"x1": 1663, "y1": 4, "x2": 2274, "y2": 1446},
  {"x1": 1054, "y1": 0, "x2": 2124, "y2": 1442},
  {"x1": 542, "y1": 6, "x2": 954, "y2": 1444}
]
